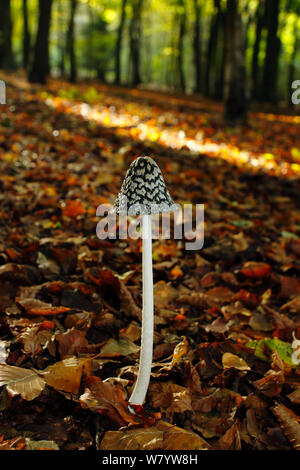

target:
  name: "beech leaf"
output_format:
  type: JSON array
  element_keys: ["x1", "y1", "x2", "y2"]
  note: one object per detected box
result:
[
  {"x1": 272, "y1": 404, "x2": 300, "y2": 450},
  {"x1": 0, "y1": 364, "x2": 45, "y2": 400},
  {"x1": 222, "y1": 352, "x2": 250, "y2": 371}
]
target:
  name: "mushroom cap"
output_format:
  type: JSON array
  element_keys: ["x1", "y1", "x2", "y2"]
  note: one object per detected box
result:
[{"x1": 112, "y1": 156, "x2": 179, "y2": 215}]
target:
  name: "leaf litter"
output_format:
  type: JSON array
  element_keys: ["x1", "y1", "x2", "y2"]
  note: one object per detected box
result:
[{"x1": 0, "y1": 77, "x2": 299, "y2": 450}]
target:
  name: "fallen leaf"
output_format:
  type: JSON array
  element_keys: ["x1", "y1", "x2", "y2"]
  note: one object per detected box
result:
[
  {"x1": 17, "y1": 325, "x2": 52, "y2": 356},
  {"x1": 240, "y1": 262, "x2": 271, "y2": 279},
  {"x1": 0, "y1": 364, "x2": 45, "y2": 400},
  {"x1": 100, "y1": 427, "x2": 164, "y2": 450},
  {"x1": 24, "y1": 438, "x2": 59, "y2": 450},
  {"x1": 247, "y1": 338, "x2": 295, "y2": 366},
  {"x1": 272, "y1": 404, "x2": 300, "y2": 450},
  {"x1": 100, "y1": 420, "x2": 209, "y2": 450},
  {"x1": 62, "y1": 199, "x2": 86, "y2": 218},
  {"x1": 79, "y1": 375, "x2": 137, "y2": 426},
  {"x1": 279, "y1": 276, "x2": 300, "y2": 299},
  {"x1": 16, "y1": 298, "x2": 71, "y2": 316},
  {"x1": 0, "y1": 436, "x2": 26, "y2": 450},
  {"x1": 99, "y1": 338, "x2": 140, "y2": 357},
  {"x1": 215, "y1": 422, "x2": 241, "y2": 450},
  {"x1": 287, "y1": 389, "x2": 300, "y2": 405},
  {"x1": 222, "y1": 352, "x2": 250, "y2": 371},
  {"x1": 44, "y1": 356, "x2": 91, "y2": 395},
  {"x1": 55, "y1": 327, "x2": 89, "y2": 359},
  {"x1": 281, "y1": 296, "x2": 300, "y2": 314},
  {"x1": 168, "y1": 336, "x2": 188, "y2": 369},
  {"x1": 253, "y1": 370, "x2": 285, "y2": 397},
  {"x1": 148, "y1": 382, "x2": 192, "y2": 413}
]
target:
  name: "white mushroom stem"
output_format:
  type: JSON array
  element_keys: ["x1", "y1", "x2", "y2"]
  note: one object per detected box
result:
[{"x1": 129, "y1": 214, "x2": 153, "y2": 406}]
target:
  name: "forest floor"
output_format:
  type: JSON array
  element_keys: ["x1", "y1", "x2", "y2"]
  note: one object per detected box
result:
[{"x1": 0, "y1": 74, "x2": 299, "y2": 451}]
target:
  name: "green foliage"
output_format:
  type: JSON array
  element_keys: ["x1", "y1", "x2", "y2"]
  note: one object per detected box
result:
[
  {"x1": 247, "y1": 338, "x2": 295, "y2": 366},
  {"x1": 6, "y1": 0, "x2": 300, "y2": 98}
]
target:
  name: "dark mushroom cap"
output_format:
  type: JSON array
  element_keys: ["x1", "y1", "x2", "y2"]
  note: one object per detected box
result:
[{"x1": 112, "y1": 156, "x2": 179, "y2": 215}]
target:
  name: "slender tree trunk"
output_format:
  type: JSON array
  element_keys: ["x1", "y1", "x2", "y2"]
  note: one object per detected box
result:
[
  {"x1": 204, "y1": 0, "x2": 223, "y2": 97},
  {"x1": 58, "y1": 0, "x2": 66, "y2": 77},
  {"x1": 22, "y1": 0, "x2": 31, "y2": 70},
  {"x1": 115, "y1": 0, "x2": 127, "y2": 84},
  {"x1": 223, "y1": 0, "x2": 248, "y2": 125},
  {"x1": 251, "y1": 1, "x2": 265, "y2": 100},
  {"x1": 66, "y1": 0, "x2": 77, "y2": 83},
  {"x1": 129, "y1": 0, "x2": 143, "y2": 86},
  {"x1": 193, "y1": 0, "x2": 202, "y2": 93},
  {"x1": 214, "y1": 10, "x2": 226, "y2": 99},
  {"x1": 177, "y1": 0, "x2": 186, "y2": 93},
  {"x1": 29, "y1": 0, "x2": 53, "y2": 84},
  {"x1": 262, "y1": 0, "x2": 280, "y2": 103},
  {"x1": 288, "y1": 24, "x2": 299, "y2": 107},
  {"x1": 0, "y1": 0, "x2": 13, "y2": 70}
]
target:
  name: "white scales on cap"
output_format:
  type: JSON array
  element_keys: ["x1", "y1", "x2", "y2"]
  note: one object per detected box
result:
[{"x1": 113, "y1": 156, "x2": 179, "y2": 215}]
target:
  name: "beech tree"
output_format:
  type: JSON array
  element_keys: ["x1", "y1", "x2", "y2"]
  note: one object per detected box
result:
[{"x1": 28, "y1": 0, "x2": 53, "y2": 84}]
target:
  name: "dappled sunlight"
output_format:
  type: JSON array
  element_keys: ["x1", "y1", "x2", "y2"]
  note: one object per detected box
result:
[{"x1": 43, "y1": 90, "x2": 300, "y2": 179}]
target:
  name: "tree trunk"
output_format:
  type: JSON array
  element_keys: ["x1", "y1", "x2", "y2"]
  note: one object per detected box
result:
[
  {"x1": 288, "y1": 23, "x2": 299, "y2": 107},
  {"x1": 129, "y1": 0, "x2": 143, "y2": 86},
  {"x1": 214, "y1": 11, "x2": 226, "y2": 99},
  {"x1": 29, "y1": 0, "x2": 53, "y2": 84},
  {"x1": 262, "y1": 0, "x2": 280, "y2": 103},
  {"x1": 57, "y1": 0, "x2": 66, "y2": 77},
  {"x1": 22, "y1": 0, "x2": 31, "y2": 70},
  {"x1": 204, "y1": 0, "x2": 223, "y2": 97},
  {"x1": 251, "y1": 1, "x2": 265, "y2": 100},
  {"x1": 0, "y1": 0, "x2": 13, "y2": 70},
  {"x1": 223, "y1": 0, "x2": 248, "y2": 125},
  {"x1": 115, "y1": 0, "x2": 127, "y2": 84},
  {"x1": 66, "y1": 0, "x2": 77, "y2": 83},
  {"x1": 177, "y1": 0, "x2": 186, "y2": 93},
  {"x1": 193, "y1": 0, "x2": 202, "y2": 93}
]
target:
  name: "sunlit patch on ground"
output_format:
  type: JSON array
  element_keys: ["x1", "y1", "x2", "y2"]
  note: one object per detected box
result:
[{"x1": 40, "y1": 84, "x2": 300, "y2": 179}]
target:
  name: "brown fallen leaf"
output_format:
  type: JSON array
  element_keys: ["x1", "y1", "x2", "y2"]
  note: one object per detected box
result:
[
  {"x1": 240, "y1": 262, "x2": 271, "y2": 279},
  {"x1": 100, "y1": 427, "x2": 164, "y2": 450},
  {"x1": 215, "y1": 422, "x2": 241, "y2": 450},
  {"x1": 154, "y1": 281, "x2": 182, "y2": 308},
  {"x1": 287, "y1": 389, "x2": 300, "y2": 405},
  {"x1": 159, "y1": 420, "x2": 209, "y2": 450},
  {"x1": 119, "y1": 322, "x2": 141, "y2": 342},
  {"x1": 253, "y1": 370, "x2": 285, "y2": 397},
  {"x1": 0, "y1": 364, "x2": 45, "y2": 400},
  {"x1": 16, "y1": 298, "x2": 71, "y2": 316},
  {"x1": 100, "y1": 420, "x2": 209, "y2": 450},
  {"x1": 24, "y1": 438, "x2": 59, "y2": 450},
  {"x1": 204, "y1": 316, "x2": 230, "y2": 334},
  {"x1": 43, "y1": 356, "x2": 91, "y2": 395},
  {"x1": 272, "y1": 404, "x2": 300, "y2": 450},
  {"x1": 17, "y1": 325, "x2": 52, "y2": 356},
  {"x1": 55, "y1": 327, "x2": 89, "y2": 359},
  {"x1": 98, "y1": 338, "x2": 140, "y2": 357},
  {"x1": 178, "y1": 287, "x2": 234, "y2": 309},
  {"x1": 205, "y1": 286, "x2": 235, "y2": 305},
  {"x1": 191, "y1": 412, "x2": 225, "y2": 438},
  {"x1": 0, "y1": 436, "x2": 26, "y2": 450},
  {"x1": 0, "y1": 263, "x2": 31, "y2": 284},
  {"x1": 222, "y1": 352, "x2": 250, "y2": 371},
  {"x1": 79, "y1": 375, "x2": 138, "y2": 426},
  {"x1": 281, "y1": 296, "x2": 300, "y2": 314},
  {"x1": 279, "y1": 276, "x2": 300, "y2": 299},
  {"x1": 148, "y1": 382, "x2": 192, "y2": 413}
]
